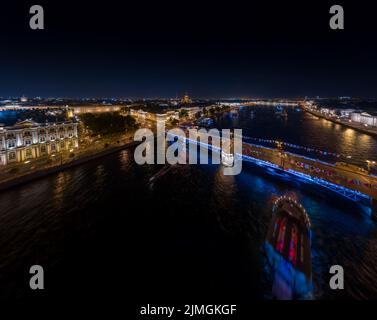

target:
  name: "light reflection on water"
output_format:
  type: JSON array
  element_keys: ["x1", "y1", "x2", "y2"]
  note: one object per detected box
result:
[{"x1": 218, "y1": 107, "x2": 377, "y2": 168}]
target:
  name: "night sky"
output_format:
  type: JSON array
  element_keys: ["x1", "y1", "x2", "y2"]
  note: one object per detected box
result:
[{"x1": 0, "y1": 1, "x2": 376, "y2": 99}]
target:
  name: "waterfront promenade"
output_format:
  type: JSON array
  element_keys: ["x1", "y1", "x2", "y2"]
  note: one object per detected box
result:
[{"x1": 303, "y1": 107, "x2": 377, "y2": 137}]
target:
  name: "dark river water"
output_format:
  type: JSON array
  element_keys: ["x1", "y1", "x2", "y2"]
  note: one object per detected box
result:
[{"x1": 1, "y1": 106, "x2": 377, "y2": 303}]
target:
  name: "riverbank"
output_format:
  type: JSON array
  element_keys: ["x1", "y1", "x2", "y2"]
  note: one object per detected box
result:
[
  {"x1": 304, "y1": 108, "x2": 377, "y2": 138},
  {"x1": 0, "y1": 139, "x2": 140, "y2": 192}
]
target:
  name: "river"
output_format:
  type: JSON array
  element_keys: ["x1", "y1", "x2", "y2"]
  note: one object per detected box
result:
[{"x1": 1, "y1": 106, "x2": 377, "y2": 302}]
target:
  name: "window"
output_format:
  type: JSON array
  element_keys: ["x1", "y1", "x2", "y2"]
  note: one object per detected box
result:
[
  {"x1": 8, "y1": 152, "x2": 16, "y2": 160},
  {"x1": 40, "y1": 136, "x2": 45, "y2": 143},
  {"x1": 40, "y1": 145, "x2": 46, "y2": 153},
  {"x1": 25, "y1": 140, "x2": 31, "y2": 146},
  {"x1": 60, "y1": 142, "x2": 65, "y2": 149},
  {"x1": 8, "y1": 141, "x2": 15, "y2": 148},
  {"x1": 26, "y1": 149, "x2": 32, "y2": 157},
  {"x1": 51, "y1": 144, "x2": 56, "y2": 151},
  {"x1": 24, "y1": 131, "x2": 32, "y2": 137},
  {"x1": 50, "y1": 135, "x2": 56, "y2": 141}
]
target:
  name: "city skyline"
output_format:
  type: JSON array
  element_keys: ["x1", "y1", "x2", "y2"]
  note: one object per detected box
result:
[{"x1": 3, "y1": 0, "x2": 377, "y2": 309}]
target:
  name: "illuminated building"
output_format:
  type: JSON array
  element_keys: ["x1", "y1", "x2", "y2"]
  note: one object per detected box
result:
[
  {"x1": 66, "y1": 105, "x2": 74, "y2": 119},
  {"x1": 339, "y1": 109, "x2": 356, "y2": 118},
  {"x1": 351, "y1": 112, "x2": 377, "y2": 127},
  {"x1": 0, "y1": 120, "x2": 78, "y2": 165},
  {"x1": 72, "y1": 105, "x2": 121, "y2": 114},
  {"x1": 181, "y1": 93, "x2": 192, "y2": 104},
  {"x1": 179, "y1": 106, "x2": 202, "y2": 118},
  {"x1": 129, "y1": 109, "x2": 179, "y2": 122},
  {"x1": 319, "y1": 107, "x2": 336, "y2": 115}
]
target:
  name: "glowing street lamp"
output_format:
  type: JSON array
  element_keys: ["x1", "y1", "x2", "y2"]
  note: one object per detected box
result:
[{"x1": 366, "y1": 160, "x2": 376, "y2": 172}]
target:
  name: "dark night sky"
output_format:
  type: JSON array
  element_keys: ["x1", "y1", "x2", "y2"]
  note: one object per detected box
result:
[{"x1": 0, "y1": 1, "x2": 376, "y2": 98}]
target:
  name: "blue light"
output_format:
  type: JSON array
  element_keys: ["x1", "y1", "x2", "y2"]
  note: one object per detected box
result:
[
  {"x1": 167, "y1": 134, "x2": 371, "y2": 204},
  {"x1": 265, "y1": 242, "x2": 313, "y2": 299}
]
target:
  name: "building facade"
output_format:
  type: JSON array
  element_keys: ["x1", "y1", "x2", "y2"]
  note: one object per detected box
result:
[
  {"x1": 179, "y1": 106, "x2": 202, "y2": 118},
  {"x1": 339, "y1": 109, "x2": 356, "y2": 118},
  {"x1": 72, "y1": 105, "x2": 121, "y2": 114},
  {"x1": 181, "y1": 93, "x2": 192, "y2": 104},
  {"x1": 351, "y1": 112, "x2": 377, "y2": 127},
  {"x1": 129, "y1": 109, "x2": 179, "y2": 122},
  {"x1": 0, "y1": 120, "x2": 78, "y2": 165},
  {"x1": 319, "y1": 107, "x2": 336, "y2": 115}
]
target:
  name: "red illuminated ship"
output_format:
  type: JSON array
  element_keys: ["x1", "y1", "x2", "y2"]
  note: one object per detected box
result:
[{"x1": 265, "y1": 195, "x2": 313, "y2": 299}]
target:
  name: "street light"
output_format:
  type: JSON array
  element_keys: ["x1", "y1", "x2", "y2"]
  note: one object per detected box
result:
[
  {"x1": 276, "y1": 141, "x2": 286, "y2": 167},
  {"x1": 366, "y1": 160, "x2": 376, "y2": 172}
]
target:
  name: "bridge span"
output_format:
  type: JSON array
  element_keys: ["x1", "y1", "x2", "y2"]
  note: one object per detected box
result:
[
  {"x1": 180, "y1": 133, "x2": 377, "y2": 218},
  {"x1": 241, "y1": 142, "x2": 377, "y2": 208}
]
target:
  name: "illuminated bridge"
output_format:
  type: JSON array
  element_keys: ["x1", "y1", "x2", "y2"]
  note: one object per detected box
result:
[
  {"x1": 241, "y1": 101, "x2": 300, "y2": 107},
  {"x1": 179, "y1": 133, "x2": 377, "y2": 219}
]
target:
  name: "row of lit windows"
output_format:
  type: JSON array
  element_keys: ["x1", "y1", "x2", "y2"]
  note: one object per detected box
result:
[
  {"x1": 5, "y1": 133, "x2": 74, "y2": 149},
  {"x1": 3, "y1": 126, "x2": 75, "y2": 140},
  {"x1": 7, "y1": 141, "x2": 74, "y2": 161},
  {"x1": 4, "y1": 132, "x2": 74, "y2": 141}
]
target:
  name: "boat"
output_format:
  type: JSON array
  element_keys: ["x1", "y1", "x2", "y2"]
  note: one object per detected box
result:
[
  {"x1": 275, "y1": 105, "x2": 284, "y2": 114},
  {"x1": 197, "y1": 117, "x2": 215, "y2": 128},
  {"x1": 264, "y1": 195, "x2": 313, "y2": 299},
  {"x1": 275, "y1": 105, "x2": 288, "y2": 119}
]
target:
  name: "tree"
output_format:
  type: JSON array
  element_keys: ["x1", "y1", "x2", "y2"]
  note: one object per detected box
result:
[
  {"x1": 120, "y1": 106, "x2": 131, "y2": 114},
  {"x1": 80, "y1": 112, "x2": 138, "y2": 136},
  {"x1": 123, "y1": 115, "x2": 138, "y2": 131},
  {"x1": 179, "y1": 109, "x2": 189, "y2": 118}
]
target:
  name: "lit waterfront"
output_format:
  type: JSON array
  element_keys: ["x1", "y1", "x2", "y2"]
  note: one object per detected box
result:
[
  {"x1": 1, "y1": 106, "x2": 377, "y2": 301},
  {"x1": 219, "y1": 106, "x2": 377, "y2": 167}
]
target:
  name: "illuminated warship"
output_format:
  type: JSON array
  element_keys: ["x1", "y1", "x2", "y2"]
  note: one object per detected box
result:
[{"x1": 265, "y1": 195, "x2": 313, "y2": 299}]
